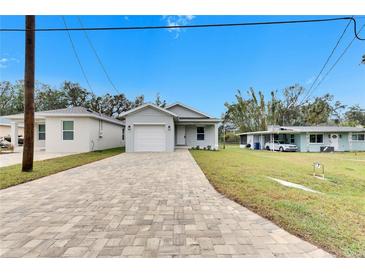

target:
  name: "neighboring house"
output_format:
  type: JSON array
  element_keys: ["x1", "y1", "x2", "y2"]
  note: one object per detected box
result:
[
  {"x1": 238, "y1": 125, "x2": 365, "y2": 152},
  {"x1": 0, "y1": 117, "x2": 24, "y2": 138},
  {"x1": 119, "y1": 102, "x2": 220, "y2": 152},
  {"x1": 4, "y1": 107, "x2": 125, "y2": 153}
]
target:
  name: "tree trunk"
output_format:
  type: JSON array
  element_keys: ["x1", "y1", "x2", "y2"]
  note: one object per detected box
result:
[{"x1": 22, "y1": 15, "x2": 35, "y2": 172}]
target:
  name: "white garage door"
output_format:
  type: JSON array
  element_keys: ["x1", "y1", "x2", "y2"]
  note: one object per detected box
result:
[{"x1": 134, "y1": 125, "x2": 166, "y2": 152}]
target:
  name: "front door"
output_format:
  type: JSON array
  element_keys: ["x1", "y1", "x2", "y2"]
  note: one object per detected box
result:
[
  {"x1": 330, "y1": 133, "x2": 339, "y2": 151},
  {"x1": 176, "y1": 126, "x2": 186, "y2": 145}
]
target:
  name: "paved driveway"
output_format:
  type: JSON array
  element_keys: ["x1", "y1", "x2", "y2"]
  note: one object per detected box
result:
[
  {"x1": 0, "y1": 150, "x2": 331, "y2": 257},
  {"x1": 0, "y1": 150, "x2": 75, "y2": 167}
]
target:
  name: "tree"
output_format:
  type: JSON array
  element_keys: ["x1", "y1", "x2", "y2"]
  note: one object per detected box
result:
[
  {"x1": 0, "y1": 81, "x2": 15, "y2": 116},
  {"x1": 344, "y1": 105, "x2": 365, "y2": 126},
  {"x1": 267, "y1": 91, "x2": 283, "y2": 126},
  {"x1": 224, "y1": 84, "x2": 348, "y2": 131},
  {"x1": 224, "y1": 88, "x2": 267, "y2": 132},
  {"x1": 132, "y1": 95, "x2": 144, "y2": 108},
  {"x1": 12, "y1": 80, "x2": 26, "y2": 114},
  {"x1": 301, "y1": 94, "x2": 345, "y2": 125},
  {"x1": 61, "y1": 81, "x2": 91, "y2": 107},
  {"x1": 155, "y1": 93, "x2": 166, "y2": 108},
  {"x1": 36, "y1": 83, "x2": 67, "y2": 111},
  {"x1": 279, "y1": 84, "x2": 306, "y2": 125}
]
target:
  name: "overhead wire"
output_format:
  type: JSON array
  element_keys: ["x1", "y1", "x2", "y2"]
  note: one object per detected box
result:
[
  {"x1": 1, "y1": 16, "x2": 364, "y2": 41},
  {"x1": 77, "y1": 16, "x2": 119, "y2": 93},
  {"x1": 61, "y1": 16, "x2": 94, "y2": 93}
]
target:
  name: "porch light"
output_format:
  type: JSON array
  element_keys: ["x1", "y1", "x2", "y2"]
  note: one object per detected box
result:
[
  {"x1": 127, "y1": 125, "x2": 131, "y2": 130},
  {"x1": 168, "y1": 125, "x2": 171, "y2": 131}
]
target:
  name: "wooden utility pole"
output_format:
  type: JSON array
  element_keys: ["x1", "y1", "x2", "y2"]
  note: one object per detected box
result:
[
  {"x1": 223, "y1": 123, "x2": 226, "y2": 149},
  {"x1": 22, "y1": 15, "x2": 35, "y2": 172}
]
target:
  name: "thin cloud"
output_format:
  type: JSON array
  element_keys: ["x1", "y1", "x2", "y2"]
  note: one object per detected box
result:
[
  {"x1": 0, "y1": 57, "x2": 20, "y2": 69},
  {"x1": 162, "y1": 15, "x2": 196, "y2": 39},
  {"x1": 305, "y1": 76, "x2": 315, "y2": 85}
]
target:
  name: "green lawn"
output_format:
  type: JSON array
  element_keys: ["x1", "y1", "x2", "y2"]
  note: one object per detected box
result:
[
  {"x1": 0, "y1": 147, "x2": 124, "y2": 190},
  {"x1": 190, "y1": 146, "x2": 365, "y2": 257}
]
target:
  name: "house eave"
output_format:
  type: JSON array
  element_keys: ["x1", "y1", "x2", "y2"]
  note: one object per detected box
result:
[
  {"x1": 176, "y1": 118, "x2": 221, "y2": 125},
  {"x1": 119, "y1": 103, "x2": 178, "y2": 118},
  {"x1": 5, "y1": 113, "x2": 125, "y2": 126},
  {"x1": 166, "y1": 102, "x2": 213, "y2": 118}
]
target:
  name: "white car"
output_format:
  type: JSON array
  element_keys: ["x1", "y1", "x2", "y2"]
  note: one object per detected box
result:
[{"x1": 264, "y1": 141, "x2": 297, "y2": 152}]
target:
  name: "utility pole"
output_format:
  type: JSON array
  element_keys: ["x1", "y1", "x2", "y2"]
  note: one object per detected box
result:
[
  {"x1": 22, "y1": 15, "x2": 35, "y2": 172},
  {"x1": 222, "y1": 121, "x2": 226, "y2": 150}
]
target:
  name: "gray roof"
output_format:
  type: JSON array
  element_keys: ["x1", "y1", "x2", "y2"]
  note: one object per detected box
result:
[
  {"x1": 280, "y1": 126, "x2": 365, "y2": 133},
  {"x1": 5, "y1": 107, "x2": 125, "y2": 126},
  {"x1": 0, "y1": 117, "x2": 24, "y2": 127},
  {"x1": 238, "y1": 125, "x2": 365, "y2": 135},
  {"x1": 0, "y1": 117, "x2": 11, "y2": 125},
  {"x1": 119, "y1": 103, "x2": 220, "y2": 123}
]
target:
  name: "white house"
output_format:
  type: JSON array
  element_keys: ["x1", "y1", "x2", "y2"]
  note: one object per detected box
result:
[
  {"x1": 238, "y1": 125, "x2": 365, "y2": 152},
  {"x1": 3, "y1": 102, "x2": 220, "y2": 153},
  {"x1": 0, "y1": 117, "x2": 24, "y2": 139},
  {"x1": 119, "y1": 102, "x2": 220, "y2": 152},
  {"x1": 4, "y1": 107, "x2": 125, "y2": 153}
]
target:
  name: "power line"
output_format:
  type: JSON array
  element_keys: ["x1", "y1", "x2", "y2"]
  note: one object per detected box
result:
[
  {"x1": 77, "y1": 16, "x2": 119, "y2": 93},
  {"x1": 311, "y1": 23, "x2": 365, "y2": 93},
  {"x1": 299, "y1": 19, "x2": 352, "y2": 104},
  {"x1": 1, "y1": 16, "x2": 364, "y2": 40},
  {"x1": 61, "y1": 16, "x2": 94, "y2": 93}
]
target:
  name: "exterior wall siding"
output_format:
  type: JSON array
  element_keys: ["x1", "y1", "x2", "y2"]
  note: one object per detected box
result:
[
  {"x1": 349, "y1": 132, "x2": 365, "y2": 151},
  {"x1": 185, "y1": 124, "x2": 218, "y2": 149},
  {"x1": 167, "y1": 105, "x2": 205, "y2": 118},
  {"x1": 299, "y1": 132, "x2": 364, "y2": 152},
  {"x1": 125, "y1": 107, "x2": 175, "y2": 152},
  {"x1": 88, "y1": 119, "x2": 125, "y2": 151},
  {"x1": 45, "y1": 117, "x2": 91, "y2": 153}
]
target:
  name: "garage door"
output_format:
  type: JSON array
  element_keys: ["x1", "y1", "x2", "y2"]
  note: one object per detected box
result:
[{"x1": 134, "y1": 125, "x2": 166, "y2": 152}]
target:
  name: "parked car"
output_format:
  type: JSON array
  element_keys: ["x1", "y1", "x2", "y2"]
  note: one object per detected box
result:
[
  {"x1": 265, "y1": 141, "x2": 297, "y2": 152},
  {"x1": 0, "y1": 137, "x2": 11, "y2": 149},
  {"x1": 3, "y1": 135, "x2": 24, "y2": 145}
]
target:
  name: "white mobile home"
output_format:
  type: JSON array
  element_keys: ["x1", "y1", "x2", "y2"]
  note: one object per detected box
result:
[{"x1": 239, "y1": 125, "x2": 365, "y2": 152}]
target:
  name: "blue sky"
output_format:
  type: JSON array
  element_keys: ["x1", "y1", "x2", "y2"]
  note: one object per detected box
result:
[{"x1": 0, "y1": 15, "x2": 364, "y2": 117}]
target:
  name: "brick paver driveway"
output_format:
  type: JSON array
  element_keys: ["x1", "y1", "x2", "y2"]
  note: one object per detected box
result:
[{"x1": 0, "y1": 150, "x2": 331, "y2": 257}]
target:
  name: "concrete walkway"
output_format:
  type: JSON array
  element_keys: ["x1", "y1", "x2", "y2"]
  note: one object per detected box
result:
[
  {"x1": 0, "y1": 150, "x2": 75, "y2": 167},
  {"x1": 0, "y1": 150, "x2": 331, "y2": 257}
]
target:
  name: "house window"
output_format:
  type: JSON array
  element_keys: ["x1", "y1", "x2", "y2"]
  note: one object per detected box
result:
[
  {"x1": 290, "y1": 134, "x2": 295, "y2": 144},
  {"x1": 197, "y1": 127, "x2": 205, "y2": 140},
  {"x1": 38, "y1": 124, "x2": 45, "y2": 140},
  {"x1": 122, "y1": 128, "x2": 125, "y2": 141},
  {"x1": 309, "y1": 134, "x2": 323, "y2": 144},
  {"x1": 352, "y1": 133, "x2": 365, "y2": 141},
  {"x1": 62, "y1": 121, "x2": 74, "y2": 140}
]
